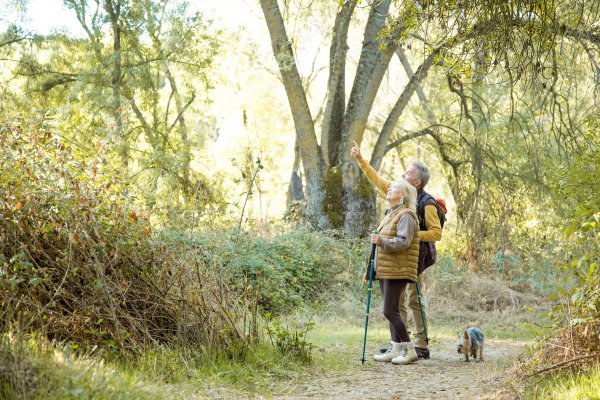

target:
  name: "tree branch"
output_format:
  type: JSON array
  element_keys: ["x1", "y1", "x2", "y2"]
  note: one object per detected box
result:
[
  {"x1": 168, "y1": 93, "x2": 196, "y2": 132},
  {"x1": 383, "y1": 128, "x2": 434, "y2": 155},
  {"x1": 371, "y1": 47, "x2": 439, "y2": 170},
  {"x1": 396, "y1": 46, "x2": 437, "y2": 124},
  {"x1": 524, "y1": 353, "x2": 600, "y2": 378}
]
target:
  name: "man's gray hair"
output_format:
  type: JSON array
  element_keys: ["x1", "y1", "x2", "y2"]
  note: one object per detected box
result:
[{"x1": 411, "y1": 162, "x2": 430, "y2": 187}]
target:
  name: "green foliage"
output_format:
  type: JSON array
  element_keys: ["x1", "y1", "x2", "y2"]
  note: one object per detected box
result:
[
  {"x1": 546, "y1": 121, "x2": 600, "y2": 353},
  {"x1": 265, "y1": 314, "x2": 316, "y2": 363},
  {"x1": 386, "y1": 0, "x2": 599, "y2": 83},
  {"x1": 1, "y1": 0, "x2": 223, "y2": 218},
  {"x1": 185, "y1": 228, "x2": 364, "y2": 315},
  {"x1": 552, "y1": 119, "x2": 599, "y2": 328},
  {"x1": 516, "y1": 120, "x2": 599, "y2": 391}
]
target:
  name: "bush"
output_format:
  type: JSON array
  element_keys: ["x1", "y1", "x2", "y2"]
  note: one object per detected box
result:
[
  {"x1": 0, "y1": 120, "x2": 246, "y2": 356},
  {"x1": 181, "y1": 228, "x2": 365, "y2": 315}
]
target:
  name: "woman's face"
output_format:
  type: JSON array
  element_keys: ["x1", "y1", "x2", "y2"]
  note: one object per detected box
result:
[{"x1": 386, "y1": 182, "x2": 404, "y2": 204}]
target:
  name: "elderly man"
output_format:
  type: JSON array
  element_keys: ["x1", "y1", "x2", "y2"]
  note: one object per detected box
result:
[{"x1": 351, "y1": 141, "x2": 442, "y2": 359}]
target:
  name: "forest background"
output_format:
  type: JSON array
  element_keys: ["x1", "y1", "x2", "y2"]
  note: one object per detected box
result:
[{"x1": 0, "y1": 0, "x2": 598, "y2": 399}]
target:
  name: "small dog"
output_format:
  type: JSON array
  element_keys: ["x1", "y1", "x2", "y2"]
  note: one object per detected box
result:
[{"x1": 457, "y1": 326, "x2": 485, "y2": 362}]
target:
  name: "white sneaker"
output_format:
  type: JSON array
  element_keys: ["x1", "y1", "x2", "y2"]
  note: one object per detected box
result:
[
  {"x1": 374, "y1": 342, "x2": 402, "y2": 362},
  {"x1": 392, "y1": 342, "x2": 418, "y2": 364}
]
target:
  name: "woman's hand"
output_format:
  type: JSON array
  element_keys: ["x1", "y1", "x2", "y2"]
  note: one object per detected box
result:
[
  {"x1": 350, "y1": 140, "x2": 363, "y2": 160},
  {"x1": 370, "y1": 233, "x2": 382, "y2": 246}
]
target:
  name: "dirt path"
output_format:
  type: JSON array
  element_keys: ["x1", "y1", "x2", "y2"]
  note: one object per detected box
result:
[{"x1": 272, "y1": 337, "x2": 527, "y2": 400}]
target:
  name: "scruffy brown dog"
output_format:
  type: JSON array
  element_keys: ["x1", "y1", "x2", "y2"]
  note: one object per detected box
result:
[{"x1": 457, "y1": 326, "x2": 485, "y2": 362}]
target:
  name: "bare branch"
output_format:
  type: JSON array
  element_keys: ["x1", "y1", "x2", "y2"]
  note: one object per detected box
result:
[{"x1": 168, "y1": 93, "x2": 196, "y2": 132}]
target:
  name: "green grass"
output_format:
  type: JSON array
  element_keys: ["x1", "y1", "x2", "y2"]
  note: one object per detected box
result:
[
  {"x1": 525, "y1": 365, "x2": 600, "y2": 400},
  {"x1": 1, "y1": 332, "x2": 318, "y2": 399},
  {"x1": 131, "y1": 342, "x2": 307, "y2": 395},
  {"x1": 1, "y1": 336, "x2": 166, "y2": 400}
]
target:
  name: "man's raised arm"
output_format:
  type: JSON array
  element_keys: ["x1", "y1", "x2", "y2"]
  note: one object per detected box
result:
[{"x1": 350, "y1": 140, "x2": 391, "y2": 196}]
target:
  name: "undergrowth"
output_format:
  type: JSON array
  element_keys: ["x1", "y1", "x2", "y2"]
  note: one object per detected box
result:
[
  {"x1": 523, "y1": 365, "x2": 600, "y2": 400},
  {"x1": 0, "y1": 122, "x2": 247, "y2": 357},
  {"x1": 0, "y1": 121, "x2": 365, "y2": 358},
  {"x1": 511, "y1": 123, "x2": 600, "y2": 399}
]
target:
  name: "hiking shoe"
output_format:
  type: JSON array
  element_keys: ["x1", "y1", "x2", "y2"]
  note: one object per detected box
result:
[
  {"x1": 415, "y1": 347, "x2": 430, "y2": 359},
  {"x1": 374, "y1": 342, "x2": 402, "y2": 362},
  {"x1": 391, "y1": 342, "x2": 418, "y2": 365}
]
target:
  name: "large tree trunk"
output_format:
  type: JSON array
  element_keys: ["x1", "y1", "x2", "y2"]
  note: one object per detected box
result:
[
  {"x1": 339, "y1": 0, "x2": 395, "y2": 236},
  {"x1": 321, "y1": 0, "x2": 355, "y2": 167},
  {"x1": 260, "y1": 0, "x2": 330, "y2": 229},
  {"x1": 340, "y1": 48, "x2": 437, "y2": 237},
  {"x1": 260, "y1": 1, "x2": 440, "y2": 236}
]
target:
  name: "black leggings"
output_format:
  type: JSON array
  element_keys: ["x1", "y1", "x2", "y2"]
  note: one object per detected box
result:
[{"x1": 379, "y1": 279, "x2": 411, "y2": 343}]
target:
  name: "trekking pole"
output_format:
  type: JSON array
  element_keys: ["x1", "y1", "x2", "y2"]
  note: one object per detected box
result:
[
  {"x1": 415, "y1": 280, "x2": 429, "y2": 344},
  {"x1": 360, "y1": 240, "x2": 377, "y2": 365}
]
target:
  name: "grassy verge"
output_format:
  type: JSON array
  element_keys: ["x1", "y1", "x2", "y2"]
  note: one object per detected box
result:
[
  {"x1": 1, "y1": 333, "x2": 308, "y2": 399},
  {"x1": 523, "y1": 365, "x2": 600, "y2": 400},
  {"x1": 0, "y1": 335, "x2": 165, "y2": 400}
]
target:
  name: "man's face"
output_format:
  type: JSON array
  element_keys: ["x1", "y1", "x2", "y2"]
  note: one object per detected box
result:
[{"x1": 402, "y1": 165, "x2": 421, "y2": 189}]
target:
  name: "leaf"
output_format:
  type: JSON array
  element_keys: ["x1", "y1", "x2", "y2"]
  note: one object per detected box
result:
[
  {"x1": 7, "y1": 277, "x2": 23, "y2": 289},
  {"x1": 9, "y1": 252, "x2": 25, "y2": 263},
  {"x1": 15, "y1": 261, "x2": 33, "y2": 269}
]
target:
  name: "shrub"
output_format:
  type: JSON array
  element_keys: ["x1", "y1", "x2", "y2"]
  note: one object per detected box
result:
[
  {"x1": 182, "y1": 228, "x2": 365, "y2": 315},
  {"x1": 0, "y1": 120, "x2": 245, "y2": 356}
]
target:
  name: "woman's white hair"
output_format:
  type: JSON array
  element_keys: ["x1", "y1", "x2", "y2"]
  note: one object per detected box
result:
[{"x1": 392, "y1": 179, "x2": 417, "y2": 212}]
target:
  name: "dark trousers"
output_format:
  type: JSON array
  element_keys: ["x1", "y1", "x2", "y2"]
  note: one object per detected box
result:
[{"x1": 379, "y1": 279, "x2": 411, "y2": 342}]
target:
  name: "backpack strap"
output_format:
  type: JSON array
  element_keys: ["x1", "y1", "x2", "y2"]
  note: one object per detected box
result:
[{"x1": 417, "y1": 192, "x2": 437, "y2": 231}]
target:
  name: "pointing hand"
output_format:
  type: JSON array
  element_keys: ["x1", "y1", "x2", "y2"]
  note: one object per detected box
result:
[{"x1": 350, "y1": 140, "x2": 362, "y2": 160}]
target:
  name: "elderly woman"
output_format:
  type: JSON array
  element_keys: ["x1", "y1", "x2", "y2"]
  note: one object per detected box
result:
[{"x1": 365, "y1": 179, "x2": 420, "y2": 365}]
